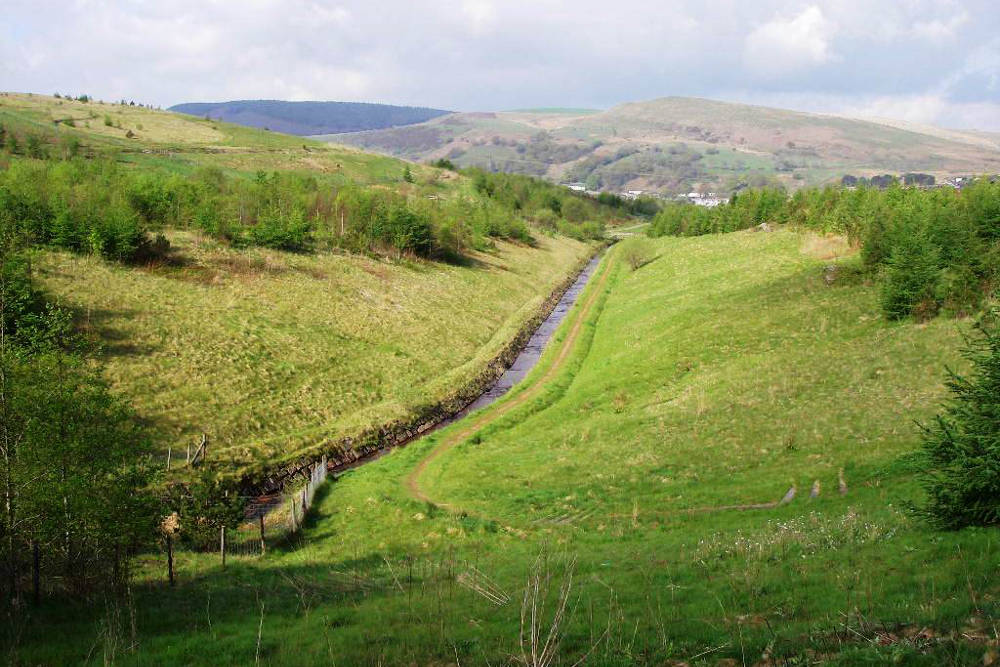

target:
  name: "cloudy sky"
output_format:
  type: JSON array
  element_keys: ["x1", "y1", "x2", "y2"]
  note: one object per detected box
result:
[{"x1": 3, "y1": 0, "x2": 999, "y2": 130}]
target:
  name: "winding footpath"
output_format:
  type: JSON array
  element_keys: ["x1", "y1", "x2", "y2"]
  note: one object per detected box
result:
[{"x1": 405, "y1": 248, "x2": 615, "y2": 508}]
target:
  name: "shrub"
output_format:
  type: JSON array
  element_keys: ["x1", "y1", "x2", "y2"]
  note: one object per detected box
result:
[
  {"x1": 620, "y1": 237, "x2": 655, "y2": 270},
  {"x1": 87, "y1": 204, "x2": 146, "y2": 261},
  {"x1": 248, "y1": 205, "x2": 312, "y2": 252},
  {"x1": 384, "y1": 204, "x2": 433, "y2": 255},
  {"x1": 917, "y1": 316, "x2": 1000, "y2": 529},
  {"x1": 430, "y1": 158, "x2": 456, "y2": 170},
  {"x1": 879, "y1": 228, "x2": 941, "y2": 320},
  {"x1": 5, "y1": 132, "x2": 20, "y2": 154}
]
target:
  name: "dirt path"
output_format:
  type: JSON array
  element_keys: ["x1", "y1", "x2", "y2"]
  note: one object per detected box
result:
[{"x1": 405, "y1": 250, "x2": 614, "y2": 508}]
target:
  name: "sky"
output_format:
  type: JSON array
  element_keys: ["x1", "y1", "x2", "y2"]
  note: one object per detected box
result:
[{"x1": 3, "y1": 0, "x2": 999, "y2": 130}]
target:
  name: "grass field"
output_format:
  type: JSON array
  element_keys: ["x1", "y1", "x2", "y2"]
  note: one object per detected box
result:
[
  {"x1": 14, "y1": 228, "x2": 997, "y2": 665},
  {"x1": 34, "y1": 231, "x2": 591, "y2": 473}
]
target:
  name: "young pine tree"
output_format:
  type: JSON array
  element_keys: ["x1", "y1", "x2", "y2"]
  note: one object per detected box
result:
[{"x1": 918, "y1": 314, "x2": 1000, "y2": 529}]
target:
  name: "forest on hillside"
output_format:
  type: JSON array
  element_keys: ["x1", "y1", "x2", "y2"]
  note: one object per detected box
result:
[{"x1": 169, "y1": 100, "x2": 451, "y2": 136}]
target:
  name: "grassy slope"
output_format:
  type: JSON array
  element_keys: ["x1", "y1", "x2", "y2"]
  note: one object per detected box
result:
[
  {"x1": 336, "y1": 96, "x2": 1000, "y2": 192},
  {"x1": 1, "y1": 92, "x2": 594, "y2": 473},
  {"x1": 36, "y1": 232, "x2": 590, "y2": 469},
  {"x1": 17, "y1": 229, "x2": 996, "y2": 665},
  {"x1": 0, "y1": 93, "x2": 430, "y2": 186}
]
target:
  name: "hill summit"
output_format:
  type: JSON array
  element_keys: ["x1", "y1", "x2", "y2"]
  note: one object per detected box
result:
[{"x1": 334, "y1": 96, "x2": 1000, "y2": 193}]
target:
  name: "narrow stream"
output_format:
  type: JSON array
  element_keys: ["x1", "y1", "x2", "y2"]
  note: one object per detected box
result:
[
  {"x1": 326, "y1": 250, "x2": 605, "y2": 477},
  {"x1": 451, "y1": 250, "x2": 604, "y2": 419},
  {"x1": 248, "y1": 250, "x2": 605, "y2": 514}
]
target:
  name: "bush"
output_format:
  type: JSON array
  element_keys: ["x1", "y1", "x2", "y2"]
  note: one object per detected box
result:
[
  {"x1": 384, "y1": 204, "x2": 433, "y2": 254},
  {"x1": 879, "y1": 228, "x2": 941, "y2": 320},
  {"x1": 620, "y1": 237, "x2": 655, "y2": 270},
  {"x1": 248, "y1": 205, "x2": 312, "y2": 252},
  {"x1": 87, "y1": 204, "x2": 146, "y2": 261},
  {"x1": 430, "y1": 158, "x2": 456, "y2": 170},
  {"x1": 917, "y1": 316, "x2": 1000, "y2": 529}
]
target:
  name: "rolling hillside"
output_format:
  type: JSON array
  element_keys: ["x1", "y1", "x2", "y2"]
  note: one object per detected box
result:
[
  {"x1": 336, "y1": 96, "x2": 1000, "y2": 194},
  {"x1": 0, "y1": 92, "x2": 600, "y2": 480},
  {"x1": 168, "y1": 99, "x2": 450, "y2": 136},
  {"x1": 0, "y1": 92, "x2": 423, "y2": 183}
]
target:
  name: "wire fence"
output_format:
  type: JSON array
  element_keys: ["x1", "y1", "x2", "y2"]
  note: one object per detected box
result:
[{"x1": 194, "y1": 455, "x2": 328, "y2": 561}]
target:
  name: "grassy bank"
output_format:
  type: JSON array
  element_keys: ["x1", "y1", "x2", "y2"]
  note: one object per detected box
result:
[
  {"x1": 34, "y1": 230, "x2": 592, "y2": 472},
  {"x1": 13, "y1": 228, "x2": 997, "y2": 665}
]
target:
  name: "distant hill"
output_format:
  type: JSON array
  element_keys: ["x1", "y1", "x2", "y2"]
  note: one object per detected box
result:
[
  {"x1": 334, "y1": 97, "x2": 1000, "y2": 194},
  {"x1": 167, "y1": 100, "x2": 451, "y2": 136}
]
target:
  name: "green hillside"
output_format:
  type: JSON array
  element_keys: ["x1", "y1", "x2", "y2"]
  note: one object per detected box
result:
[
  {"x1": 35, "y1": 232, "x2": 590, "y2": 474},
  {"x1": 335, "y1": 96, "x2": 1000, "y2": 194},
  {"x1": 0, "y1": 92, "x2": 618, "y2": 482},
  {"x1": 15, "y1": 229, "x2": 998, "y2": 664}
]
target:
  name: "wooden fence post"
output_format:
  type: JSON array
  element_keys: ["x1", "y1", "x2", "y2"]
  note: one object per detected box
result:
[
  {"x1": 259, "y1": 514, "x2": 266, "y2": 555},
  {"x1": 220, "y1": 526, "x2": 226, "y2": 569},
  {"x1": 166, "y1": 535, "x2": 174, "y2": 586},
  {"x1": 166, "y1": 446, "x2": 171, "y2": 471}
]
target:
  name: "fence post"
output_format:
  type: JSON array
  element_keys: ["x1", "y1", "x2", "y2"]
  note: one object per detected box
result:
[
  {"x1": 259, "y1": 514, "x2": 266, "y2": 555},
  {"x1": 220, "y1": 526, "x2": 226, "y2": 569},
  {"x1": 166, "y1": 535, "x2": 174, "y2": 586},
  {"x1": 166, "y1": 446, "x2": 171, "y2": 471}
]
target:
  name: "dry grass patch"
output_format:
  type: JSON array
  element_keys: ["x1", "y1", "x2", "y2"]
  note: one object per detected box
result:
[{"x1": 799, "y1": 231, "x2": 856, "y2": 260}]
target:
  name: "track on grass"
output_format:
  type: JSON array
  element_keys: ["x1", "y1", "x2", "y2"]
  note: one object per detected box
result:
[{"x1": 405, "y1": 247, "x2": 615, "y2": 509}]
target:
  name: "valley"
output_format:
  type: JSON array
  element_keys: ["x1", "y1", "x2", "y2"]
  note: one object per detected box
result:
[
  {"x1": 2, "y1": 89, "x2": 998, "y2": 665},
  {"x1": 14, "y1": 227, "x2": 997, "y2": 664}
]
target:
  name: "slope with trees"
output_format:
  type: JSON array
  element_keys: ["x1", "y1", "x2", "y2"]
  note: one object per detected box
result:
[
  {"x1": 335, "y1": 96, "x2": 1000, "y2": 195},
  {"x1": 169, "y1": 99, "x2": 450, "y2": 136}
]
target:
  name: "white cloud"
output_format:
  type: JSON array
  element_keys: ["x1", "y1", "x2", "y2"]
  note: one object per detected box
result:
[
  {"x1": 911, "y1": 11, "x2": 969, "y2": 44},
  {"x1": 1, "y1": 0, "x2": 997, "y2": 129},
  {"x1": 461, "y1": 0, "x2": 497, "y2": 34},
  {"x1": 743, "y1": 6, "x2": 836, "y2": 79}
]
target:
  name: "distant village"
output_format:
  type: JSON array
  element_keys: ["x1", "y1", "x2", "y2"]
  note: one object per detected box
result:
[
  {"x1": 561, "y1": 171, "x2": 996, "y2": 207},
  {"x1": 562, "y1": 182, "x2": 729, "y2": 207}
]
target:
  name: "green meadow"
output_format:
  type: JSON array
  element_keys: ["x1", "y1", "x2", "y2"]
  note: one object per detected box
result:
[{"x1": 16, "y1": 228, "x2": 997, "y2": 665}]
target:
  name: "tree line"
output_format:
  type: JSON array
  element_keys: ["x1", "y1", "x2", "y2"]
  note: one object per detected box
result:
[
  {"x1": 0, "y1": 123, "x2": 625, "y2": 267},
  {"x1": 1, "y1": 236, "x2": 158, "y2": 611},
  {"x1": 466, "y1": 168, "x2": 657, "y2": 241},
  {"x1": 0, "y1": 157, "x2": 537, "y2": 263},
  {"x1": 648, "y1": 181, "x2": 1000, "y2": 321}
]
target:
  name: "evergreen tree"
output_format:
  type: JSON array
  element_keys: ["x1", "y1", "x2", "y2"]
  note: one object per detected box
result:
[{"x1": 918, "y1": 315, "x2": 1000, "y2": 529}]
